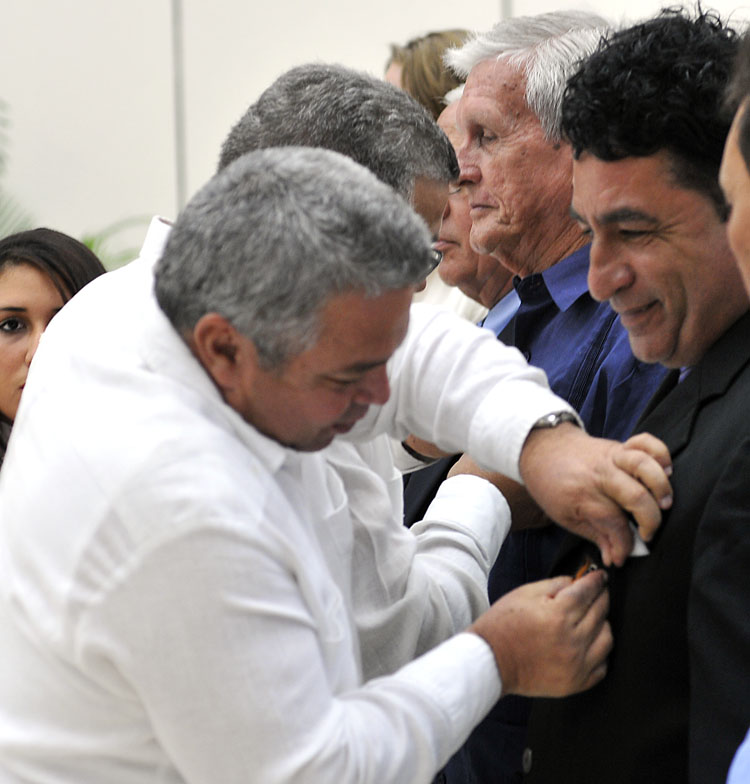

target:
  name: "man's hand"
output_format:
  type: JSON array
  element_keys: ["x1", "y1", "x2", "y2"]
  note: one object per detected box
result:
[
  {"x1": 470, "y1": 569, "x2": 611, "y2": 697},
  {"x1": 519, "y1": 425, "x2": 673, "y2": 567}
]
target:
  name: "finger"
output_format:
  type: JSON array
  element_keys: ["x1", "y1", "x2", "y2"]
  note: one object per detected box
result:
[
  {"x1": 539, "y1": 575, "x2": 574, "y2": 599},
  {"x1": 568, "y1": 512, "x2": 629, "y2": 568},
  {"x1": 573, "y1": 584, "x2": 610, "y2": 638},
  {"x1": 553, "y1": 569, "x2": 607, "y2": 621},
  {"x1": 581, "y1": 660, "x2": 608, "y2": 692},
  {"x1": 610, "y1": 450, "x2": 672, "y2": 541},
  {"x1": 614, "y1": 446, "x2": 673, "y2": 513},
  {"x1": 594, "y1": 463, "x2": 662, "y2": 549},
  {"x1": 622, "y1": 432, "x2": 673, "y2": 473},
  {"x1": 509, "y1": 575, "x2": 572, "y2": 604},
  {"x1": 578, "y1": 623, "x2": 613, "y2": 692}
]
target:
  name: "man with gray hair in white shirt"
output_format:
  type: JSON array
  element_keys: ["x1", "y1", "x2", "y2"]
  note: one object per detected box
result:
[{"x1": 0, "y1": 147, "x2": 671, "y2": 783}]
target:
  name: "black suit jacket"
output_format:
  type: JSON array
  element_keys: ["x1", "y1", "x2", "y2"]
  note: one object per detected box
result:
[{"x1": 524, "y1": 311, "x2": 750, "y2": 784}]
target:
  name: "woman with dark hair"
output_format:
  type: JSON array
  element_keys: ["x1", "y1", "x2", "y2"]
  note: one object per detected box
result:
[{"x1": 0, "y1": 228, "x2": 105, "y2": 464}]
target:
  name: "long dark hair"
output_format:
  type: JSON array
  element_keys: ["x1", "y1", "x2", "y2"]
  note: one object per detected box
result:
[{"x1": 0, "y1": 228, "x2": 106, "y2": 463}]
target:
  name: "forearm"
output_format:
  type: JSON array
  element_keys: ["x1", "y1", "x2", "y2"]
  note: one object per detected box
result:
[
  {"x1": 357, "y1": 474, "x2": 510, "y2": 678},
  {"x1": 353, "y1": 303, "x2": 575, "y2": 482}
]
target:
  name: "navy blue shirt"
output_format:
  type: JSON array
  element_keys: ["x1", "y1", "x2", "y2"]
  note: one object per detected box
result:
[
  {"x1": 441, "y1": 245, "x2": 669, "y2": 784},
  {"x1": 507, "y1": 244, "x2": 666, "y2": 440}
]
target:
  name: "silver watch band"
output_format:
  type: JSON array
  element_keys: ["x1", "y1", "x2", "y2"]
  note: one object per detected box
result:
[{"x1": 530, "y1": 411, "x2": 580, "y2": 431}]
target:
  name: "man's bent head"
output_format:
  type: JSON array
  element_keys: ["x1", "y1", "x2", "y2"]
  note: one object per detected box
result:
[{"x1": 155, "y1": 148, "x2": 434, "y2": 450}]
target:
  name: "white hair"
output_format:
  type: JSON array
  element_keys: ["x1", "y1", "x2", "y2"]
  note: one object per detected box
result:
[
  {"x1": 445, "y1": 10, "x2": 610, "y2": 140},
  {"x1": 443, "y1": 84, "x2": 464, "y2": 105}
]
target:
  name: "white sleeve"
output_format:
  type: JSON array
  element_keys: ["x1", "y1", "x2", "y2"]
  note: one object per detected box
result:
[
  {"x1": 351, "y1": 303, "x2": 579, "y2": 483},
  {"x1": 346, "y1": 459, "x2": 510, "y2": 679}
]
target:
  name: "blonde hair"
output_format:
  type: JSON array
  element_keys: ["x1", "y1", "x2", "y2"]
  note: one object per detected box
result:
[{"x1": 387, "y1": 30, "x2": 469, "y2": 120}]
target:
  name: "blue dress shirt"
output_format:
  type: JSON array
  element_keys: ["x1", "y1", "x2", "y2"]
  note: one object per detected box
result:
[
  {"x1": 479, "y1": 288, "x2": 521, "y2": 336},
  {"x1": 728, "y1": 729, "x2": 750, "y2": 784}
]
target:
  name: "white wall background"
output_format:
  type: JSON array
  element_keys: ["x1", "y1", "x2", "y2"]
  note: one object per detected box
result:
[{"x1": 1, "y1": 0, "x2": 749, "y2": 260}]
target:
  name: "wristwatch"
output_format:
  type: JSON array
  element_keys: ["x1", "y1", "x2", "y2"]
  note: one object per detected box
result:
[{"x1": 530, "y1": 411, "x2": 580, "y2": 431}]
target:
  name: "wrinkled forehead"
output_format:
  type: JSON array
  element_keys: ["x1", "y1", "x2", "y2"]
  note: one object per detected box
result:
[
  {"x1": 456, "y1": 62, "x2": 539, "y2": 148},
  {"x1": 459, "y1": 58, "x2": 527, "y2": 110}
]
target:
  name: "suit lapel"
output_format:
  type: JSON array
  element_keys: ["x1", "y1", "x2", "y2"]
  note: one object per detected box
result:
[{"x1": 634, "y1": 311, "x2": 750, "y2": 459}]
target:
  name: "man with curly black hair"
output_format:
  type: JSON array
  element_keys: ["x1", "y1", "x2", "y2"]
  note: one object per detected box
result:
[{"x1": 522, "y1": 9, "x2": 750, "y2": 783}]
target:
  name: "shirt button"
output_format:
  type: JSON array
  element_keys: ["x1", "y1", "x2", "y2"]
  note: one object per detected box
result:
[
  {"x1": 523, "y1": 350, "x2": 531, "y2": 362},
  {"x1": 522, "y1": 747, "x2": 533, "y2": 774}
]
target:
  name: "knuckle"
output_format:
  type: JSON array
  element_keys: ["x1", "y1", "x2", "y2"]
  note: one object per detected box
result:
[{"x1": 626, "y1": 482, "x2": 651, "y2": 508}]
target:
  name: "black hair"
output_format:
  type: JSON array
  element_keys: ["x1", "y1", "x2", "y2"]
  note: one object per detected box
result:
[
  {"x1": 561, "y1": 7, "x2": 738, "y2": 215},
  {"x1": 0, "y1": 228, "x2": 106, "y2": 301}
]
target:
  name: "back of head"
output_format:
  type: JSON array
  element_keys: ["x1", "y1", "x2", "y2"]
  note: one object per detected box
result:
[
  {"x1": 217, "y1": 63, "x2": 458, "y2": 201},
  {"x1": 446, "y1": 10, "x2": 609, "y2": 140},
  {"x1": 562, "y1": 7, "x2": 738, "y2": 211},
  {"x1": 156, "y1": 147, "x2": 434, "y2": 369},
  {"x1": 387, "y1": 29, "x2": 469, "y2": 120},
  {"x1": 0, "y1": 227, "x2": 106, "y2": 301}
]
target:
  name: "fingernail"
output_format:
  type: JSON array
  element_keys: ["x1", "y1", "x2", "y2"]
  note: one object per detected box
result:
[
  {"x1": 660, "y1": 494, "x2": 673, "y2": 509},
  {"x1": 665, "y1": 465, "x2": 673, "y2": 476}
]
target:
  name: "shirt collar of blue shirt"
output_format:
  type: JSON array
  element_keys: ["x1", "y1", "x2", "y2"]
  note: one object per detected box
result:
[{"x1": 514, "y1": 244, "x2": 592, "y2": 313}]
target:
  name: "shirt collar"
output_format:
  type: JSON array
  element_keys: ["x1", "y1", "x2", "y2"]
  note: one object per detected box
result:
[
  {"x1": 539, "y1": 243, "x2": 592, "y2": 312},
  {"x1": 139, "y1": 216, "x2": 173, "y2": 268}
]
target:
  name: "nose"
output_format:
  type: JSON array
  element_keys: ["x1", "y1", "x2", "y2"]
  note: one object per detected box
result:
[
  {"x1": 456, "y1": 142, "x2": 480, "y2": 187},
  {"x1": 24, "y1": 327, "x2": 45, "y2": 367},
  {"x1": 353, "y1": 365, "x2": 391, "y2": 406},
  {"x1": 458, "y1": 161, "x2": 481, "y2": 187},
  {"x1": 587, "y1": 239, "x2": 634, "y2": 303}
]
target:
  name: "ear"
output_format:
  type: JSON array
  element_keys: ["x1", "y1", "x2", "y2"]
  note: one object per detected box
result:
[{"x1": 189, "y1": 313, "x2": 260, "y2": 400}]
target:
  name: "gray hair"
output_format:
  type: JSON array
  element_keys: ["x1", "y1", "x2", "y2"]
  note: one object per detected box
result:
[
  {"x1": 446, "y1": 11, "x2": 610, "y2": 140},
  {"x1": 217, "y1": 63, "x2": 458, "y2": 201},
  {"x1": 155, "y1": 148, "x2": 434, "y2": 368}
]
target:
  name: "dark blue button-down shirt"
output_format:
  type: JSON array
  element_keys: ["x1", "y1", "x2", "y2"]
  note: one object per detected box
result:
[{"x1": 507, "y1": 244, "x2": 668, "y2": 439}]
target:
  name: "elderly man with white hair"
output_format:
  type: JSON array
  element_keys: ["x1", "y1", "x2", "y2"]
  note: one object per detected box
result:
[{"x1": 399, "y1": 12, "x2": 671, "y2": 783}]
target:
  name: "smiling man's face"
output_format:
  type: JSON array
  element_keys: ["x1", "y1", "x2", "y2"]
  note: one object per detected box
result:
[{"x1": 572, "y1": 149, "x2": 748, "y2": 368}]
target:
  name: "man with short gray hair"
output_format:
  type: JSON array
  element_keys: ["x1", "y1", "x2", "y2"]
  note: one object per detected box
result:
[
  {"x1": 0, "y1": 147, "x2": 671, "y2": 783},
  {"x1": 217, "y1": 63, "x2": 513, "y2": 679},
  {"x1": 219, "y1": 62, "x2": 456, "y2": 238}
]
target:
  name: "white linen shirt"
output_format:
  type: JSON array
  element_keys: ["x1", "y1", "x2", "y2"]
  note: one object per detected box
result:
[{"x1": 0, "y1": 219, "x2": 576, "y2": 783}]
